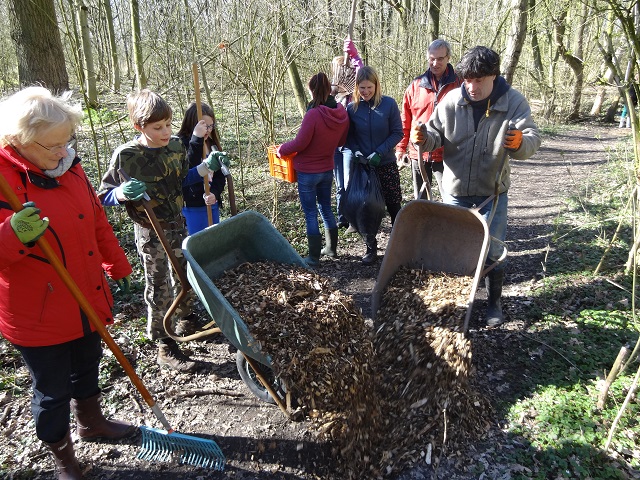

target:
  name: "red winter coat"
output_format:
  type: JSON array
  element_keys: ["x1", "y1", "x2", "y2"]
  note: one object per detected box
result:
[
  {"x1": 0, "y1": 145, "x2": 132, "y2": 347},
  {"x1": 396, "y1": 65, "x2": 462, "y2": 162}
]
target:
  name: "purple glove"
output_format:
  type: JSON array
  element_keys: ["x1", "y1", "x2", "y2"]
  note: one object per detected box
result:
[{"x1": 344, "y1": 39, "x2": 359, "y2": 57}]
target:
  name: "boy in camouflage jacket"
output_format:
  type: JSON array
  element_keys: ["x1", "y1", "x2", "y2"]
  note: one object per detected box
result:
[{"x1": 99, "y1": 89, "x2": 229, "y2": 372}]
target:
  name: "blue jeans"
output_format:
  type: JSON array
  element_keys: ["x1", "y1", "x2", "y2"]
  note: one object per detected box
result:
[
  {"x1": 333, "y1": 147, "x2": 353, "y2": 224},
  {"x1": 14, "y1": 332, "x2": 103, "y2": 443},
  {"x1": 441, "y1": 191, "x2": 508, "y2": 270},
  {"x1": 297, "y1": 170, "x2": 337, "y2": 235}
]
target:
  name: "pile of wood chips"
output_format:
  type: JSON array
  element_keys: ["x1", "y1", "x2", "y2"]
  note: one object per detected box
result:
[{"x1": 216, "y1": 262, "x2": 491, "y2": 479}]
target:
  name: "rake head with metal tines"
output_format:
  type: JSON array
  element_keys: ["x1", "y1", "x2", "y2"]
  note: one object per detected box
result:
[{"x1": 138, "y1": 426, "x2": 225, "y2": 470}]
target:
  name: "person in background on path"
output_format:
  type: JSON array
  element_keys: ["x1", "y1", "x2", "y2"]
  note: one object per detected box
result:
[
  {"x1": 277, "y1": 72, "x2": 349, "y2": 266},
  {"x1": 619, "y1": 84, "x2": 638, "y2": 128},
  {"x1": 99, "y1": 89, "x2": 229, "y2": 372},
  {"x1": 412, "y1": 46, "x2": 541, "y2": 326},
  {"x1": 176, "y1": 102, "x2": 226, "y2": 233},
  {"x1": 0, "y1": 86, "x2": 136, "y2": 479},
  {"x1": 346, "y1": 65, "x2": 404, "y2": 265},
  {"x1": 396, "y1": 38, "x2": 461, "y2": 199},
  {"x1": 331, "y1": 38, "x2": 363, "y2": 230}
]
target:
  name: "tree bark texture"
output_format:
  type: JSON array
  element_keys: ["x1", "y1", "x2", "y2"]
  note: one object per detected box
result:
[
  {"x1": 130, "y1": 0, "x2": 147, "y2": 89},
  {"x1": 103, "y1": 0, "x2": 121, "y2": 92},
  {"x1": 77, "y1": 1, "x2": 97, "y2": 107},
  {"x1": 502, "y1": 0, "x2": 528, "y2": 85},
  {"x1": 7, "y1": 0, "x2": 69, "y2": 92}
]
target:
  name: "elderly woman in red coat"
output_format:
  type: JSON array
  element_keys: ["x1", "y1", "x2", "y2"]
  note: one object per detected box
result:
[{"x1": 0, "y1": 87, "x2": 136, "y2": 479}]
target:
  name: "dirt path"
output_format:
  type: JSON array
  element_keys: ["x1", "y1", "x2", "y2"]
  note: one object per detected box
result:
[{"x1": 0, "y1": 123, "x2": 629, "y2": 479}]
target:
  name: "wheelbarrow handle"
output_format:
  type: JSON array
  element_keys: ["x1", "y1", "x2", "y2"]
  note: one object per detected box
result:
[
  {"x1": 117, "y1": 169, "x2": 220, "y2": 342},
  {"x1": 0, "y1": 170, "x2": 174, "y2": 432}
]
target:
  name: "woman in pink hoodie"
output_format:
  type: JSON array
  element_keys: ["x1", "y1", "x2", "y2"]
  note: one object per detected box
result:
[{"x1": 278, "y1": 72, "x2": 349, "y2": 266}]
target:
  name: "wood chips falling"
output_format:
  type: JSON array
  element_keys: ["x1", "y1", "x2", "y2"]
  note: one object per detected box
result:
[{"x1": 216, "y1": 262, "x2": 492, "y2": 479}]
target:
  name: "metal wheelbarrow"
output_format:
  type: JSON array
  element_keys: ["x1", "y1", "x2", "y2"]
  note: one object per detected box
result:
[
  {"x1": 372, "y1": 144, "x2": 508, "y2": 332},
  {"x1": 182, "y1": 210, "x2": 307, "y2": 415}
]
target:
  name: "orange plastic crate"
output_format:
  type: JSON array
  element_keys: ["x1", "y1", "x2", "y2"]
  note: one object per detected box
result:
[{"x1": 267, "y1": 145, "x2": 297, "y2": 183}]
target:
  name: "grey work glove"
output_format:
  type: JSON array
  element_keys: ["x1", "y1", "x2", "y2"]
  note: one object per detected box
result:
[
  {"x1": 10, "y1": 202, "x2": 49, "y2": 245},
  {"x1": 116, "y1": 178, "x2": 147, "y2": 201}
]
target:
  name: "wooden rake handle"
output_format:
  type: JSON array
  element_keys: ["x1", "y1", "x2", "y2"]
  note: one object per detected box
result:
[
  {"x1": 193, "y1": 62, "x2": 213, "y2": 227},
  {"x1": 0, "y1": 170, "x2": 172, "y2": 430}
]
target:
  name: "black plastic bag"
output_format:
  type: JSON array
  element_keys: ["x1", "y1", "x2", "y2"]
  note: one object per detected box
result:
[{"x1": 340, "y1": 162, "x2": 386, "y2": 235}]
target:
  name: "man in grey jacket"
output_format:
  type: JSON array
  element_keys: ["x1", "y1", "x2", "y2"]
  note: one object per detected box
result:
[{"x1": 412, "y1": 45, "x2": 541, "y2": 327}]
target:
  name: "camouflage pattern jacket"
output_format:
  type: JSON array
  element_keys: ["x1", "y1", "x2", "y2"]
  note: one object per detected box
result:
[{"x1": 99, "y1": 136, "x2": 202, "y2": 226}]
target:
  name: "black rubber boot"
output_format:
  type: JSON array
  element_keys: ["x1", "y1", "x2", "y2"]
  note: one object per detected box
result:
[
  {"x1": 71, "y1": 393, "x2": 137, "y2": 441},
  {"x1": 157, "y1": 338, "x2": 198, "y2": 372},
  {"x1": 305, "y1": 234, "x2": 322, "y2": 266},
  {"x1": 320, "y1": 228, "x2": 339, "y2": 258},
  {"x1": 46, "y1": 429, "x2": 83, "y2": 479},
  {"x1": 485, "y1": 269, "x2": 505, "y2": 327},
  {"x1": 362, "y1": 234, "x2": 378, "y2": 265},
  {"x1": 387, "y1": 202, "x2": 402, "y2": 227}
]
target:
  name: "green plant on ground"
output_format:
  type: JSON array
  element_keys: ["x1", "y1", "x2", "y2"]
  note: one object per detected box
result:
[{"x1": 498, "y1": 133, "x2": 640, "y2": 478}]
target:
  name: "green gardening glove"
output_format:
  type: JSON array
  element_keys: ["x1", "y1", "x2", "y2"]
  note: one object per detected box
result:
[
  {"x1": 118, "y1": 178, "x2": 147, "y2": 201},
  {"x1": 115, "y1": 275, "x2": 131, "y2": 295},
  {"x1": 10, "y1": 202, "x2": 49, "y2": 245},
  {"x1": 204, "y1": 151, "x2": 230, "y2": 172},
  {"x1": 367, "y1": 152, "x2": 381, "y2": 167}
]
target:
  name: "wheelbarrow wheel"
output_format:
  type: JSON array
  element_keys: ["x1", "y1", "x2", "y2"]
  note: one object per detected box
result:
[{"x1": 235, "y1": 350, "x2": 286, "y2": 404}]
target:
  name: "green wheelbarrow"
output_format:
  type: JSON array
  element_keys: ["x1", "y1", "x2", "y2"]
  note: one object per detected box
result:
[{"x1": 182, "y1": 211, "x2": 307, "y2": 415}]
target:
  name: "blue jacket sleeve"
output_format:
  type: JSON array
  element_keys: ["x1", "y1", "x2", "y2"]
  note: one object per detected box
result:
[
  {"x1": 101, "y1": 188, "x2": 121, "y2": 206},
  {"x1": 375, "y1": 98, "x2": 404, "y2": 158}
]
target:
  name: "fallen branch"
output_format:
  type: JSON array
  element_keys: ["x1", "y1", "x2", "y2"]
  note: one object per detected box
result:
[{"x1": 175, "y1": 388, "x2": 244, "y2": 398}]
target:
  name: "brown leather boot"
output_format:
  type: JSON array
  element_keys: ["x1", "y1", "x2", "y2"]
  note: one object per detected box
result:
[
  {"x1": 46, "y1": 429, "x2": 83, "y2": 479},
  {"x1": 71, "y1": 393, "x2": 137, "y2": 441},
  {"x1": 157, "y1": 338, "x2": 198, "y2": 372}
]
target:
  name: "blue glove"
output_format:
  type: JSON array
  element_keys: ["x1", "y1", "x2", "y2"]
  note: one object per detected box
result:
[
  {"x1": 204, "y1": 151, "x2": 230, "y2": 172},
  {"x1": 115, "y1": 276, "x2": 131, "y2": 295},
  {"x1": 10, "y1": 202, "x2": 49, "y2": 244},
  {"x1": 118, "y1": 178, "x2": 147, "y2": 201},
  {"x1": 367, "y1": 152, "x2": 381, "y2": 167}
]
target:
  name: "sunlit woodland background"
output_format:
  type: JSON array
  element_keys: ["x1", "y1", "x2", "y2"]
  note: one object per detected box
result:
[{"x1": 3, "y1": 0, "x2": 640, "y2": 136}]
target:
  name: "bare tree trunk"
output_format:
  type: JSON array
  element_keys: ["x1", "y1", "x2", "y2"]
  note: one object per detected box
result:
[
  {"x1": 428, "y1": 0, "x2": 440, "y2": 41},
  {"x1": 279, "y1": 13, "x2": 307, "y2": 116},
  {"x1": 77, "y1": 0, "x2": 97, "y2": 107},
  {"x1": 554, "y1": 10, "x2": 583, "y2": 120},
  {"x1": 130, "y1": 0, "x2": 146, "y2": 89},
  {"x1": 7, "y1": 0, "x2": 69, "y2": 91},
  {"x1": 103, "y1": 0, "x2": 120, "y2": 92},
  {"x1": 502, "y1": 0, "x2": 528, "y2": 85}
]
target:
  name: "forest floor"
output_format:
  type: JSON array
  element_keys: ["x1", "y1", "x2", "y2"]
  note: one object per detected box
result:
[{"x1": 0, "y1": 121, "x2": 636, "y2": 480}]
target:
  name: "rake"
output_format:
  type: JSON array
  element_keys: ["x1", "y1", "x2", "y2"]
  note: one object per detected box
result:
[{"x1": 0, "y1": 170, "x2": 225, "y2": 470}]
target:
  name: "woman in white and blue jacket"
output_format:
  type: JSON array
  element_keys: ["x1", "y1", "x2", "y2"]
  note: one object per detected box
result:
[{"x1": 346, "y1": 66, "x2": 404, "y2": 265}]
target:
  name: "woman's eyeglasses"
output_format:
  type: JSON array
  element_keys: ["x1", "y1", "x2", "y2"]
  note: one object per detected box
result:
[
  {"x1": 34, "y1": 134, "x2": 76, "y2": 154},
  {"x1": 205, "y1": 124, "x2": 214, "y2": 130}
]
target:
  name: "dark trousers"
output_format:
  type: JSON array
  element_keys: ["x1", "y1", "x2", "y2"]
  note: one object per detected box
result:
[{"x1": 14, "y1": 332, "x2": 102, "y2": 443}]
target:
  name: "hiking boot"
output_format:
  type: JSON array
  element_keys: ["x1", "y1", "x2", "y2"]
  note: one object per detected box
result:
[
  {"x1": 157, "y1": 339, "x2": 198, "y2": 373},
  {"x1": 174, "y1": 314, "x2": 201, "y2": 336},
  {"x1": 345, "y1": 225, "x2": 358, "y2": 234}
]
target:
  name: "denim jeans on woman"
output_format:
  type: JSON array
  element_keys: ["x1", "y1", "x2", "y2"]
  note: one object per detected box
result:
[
  {"x1": 296, "y1": 170, "x2": 337, "y2": 235},
  {"x1": 440, "y1": 191, "x2": 508, "y2": 271}
]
